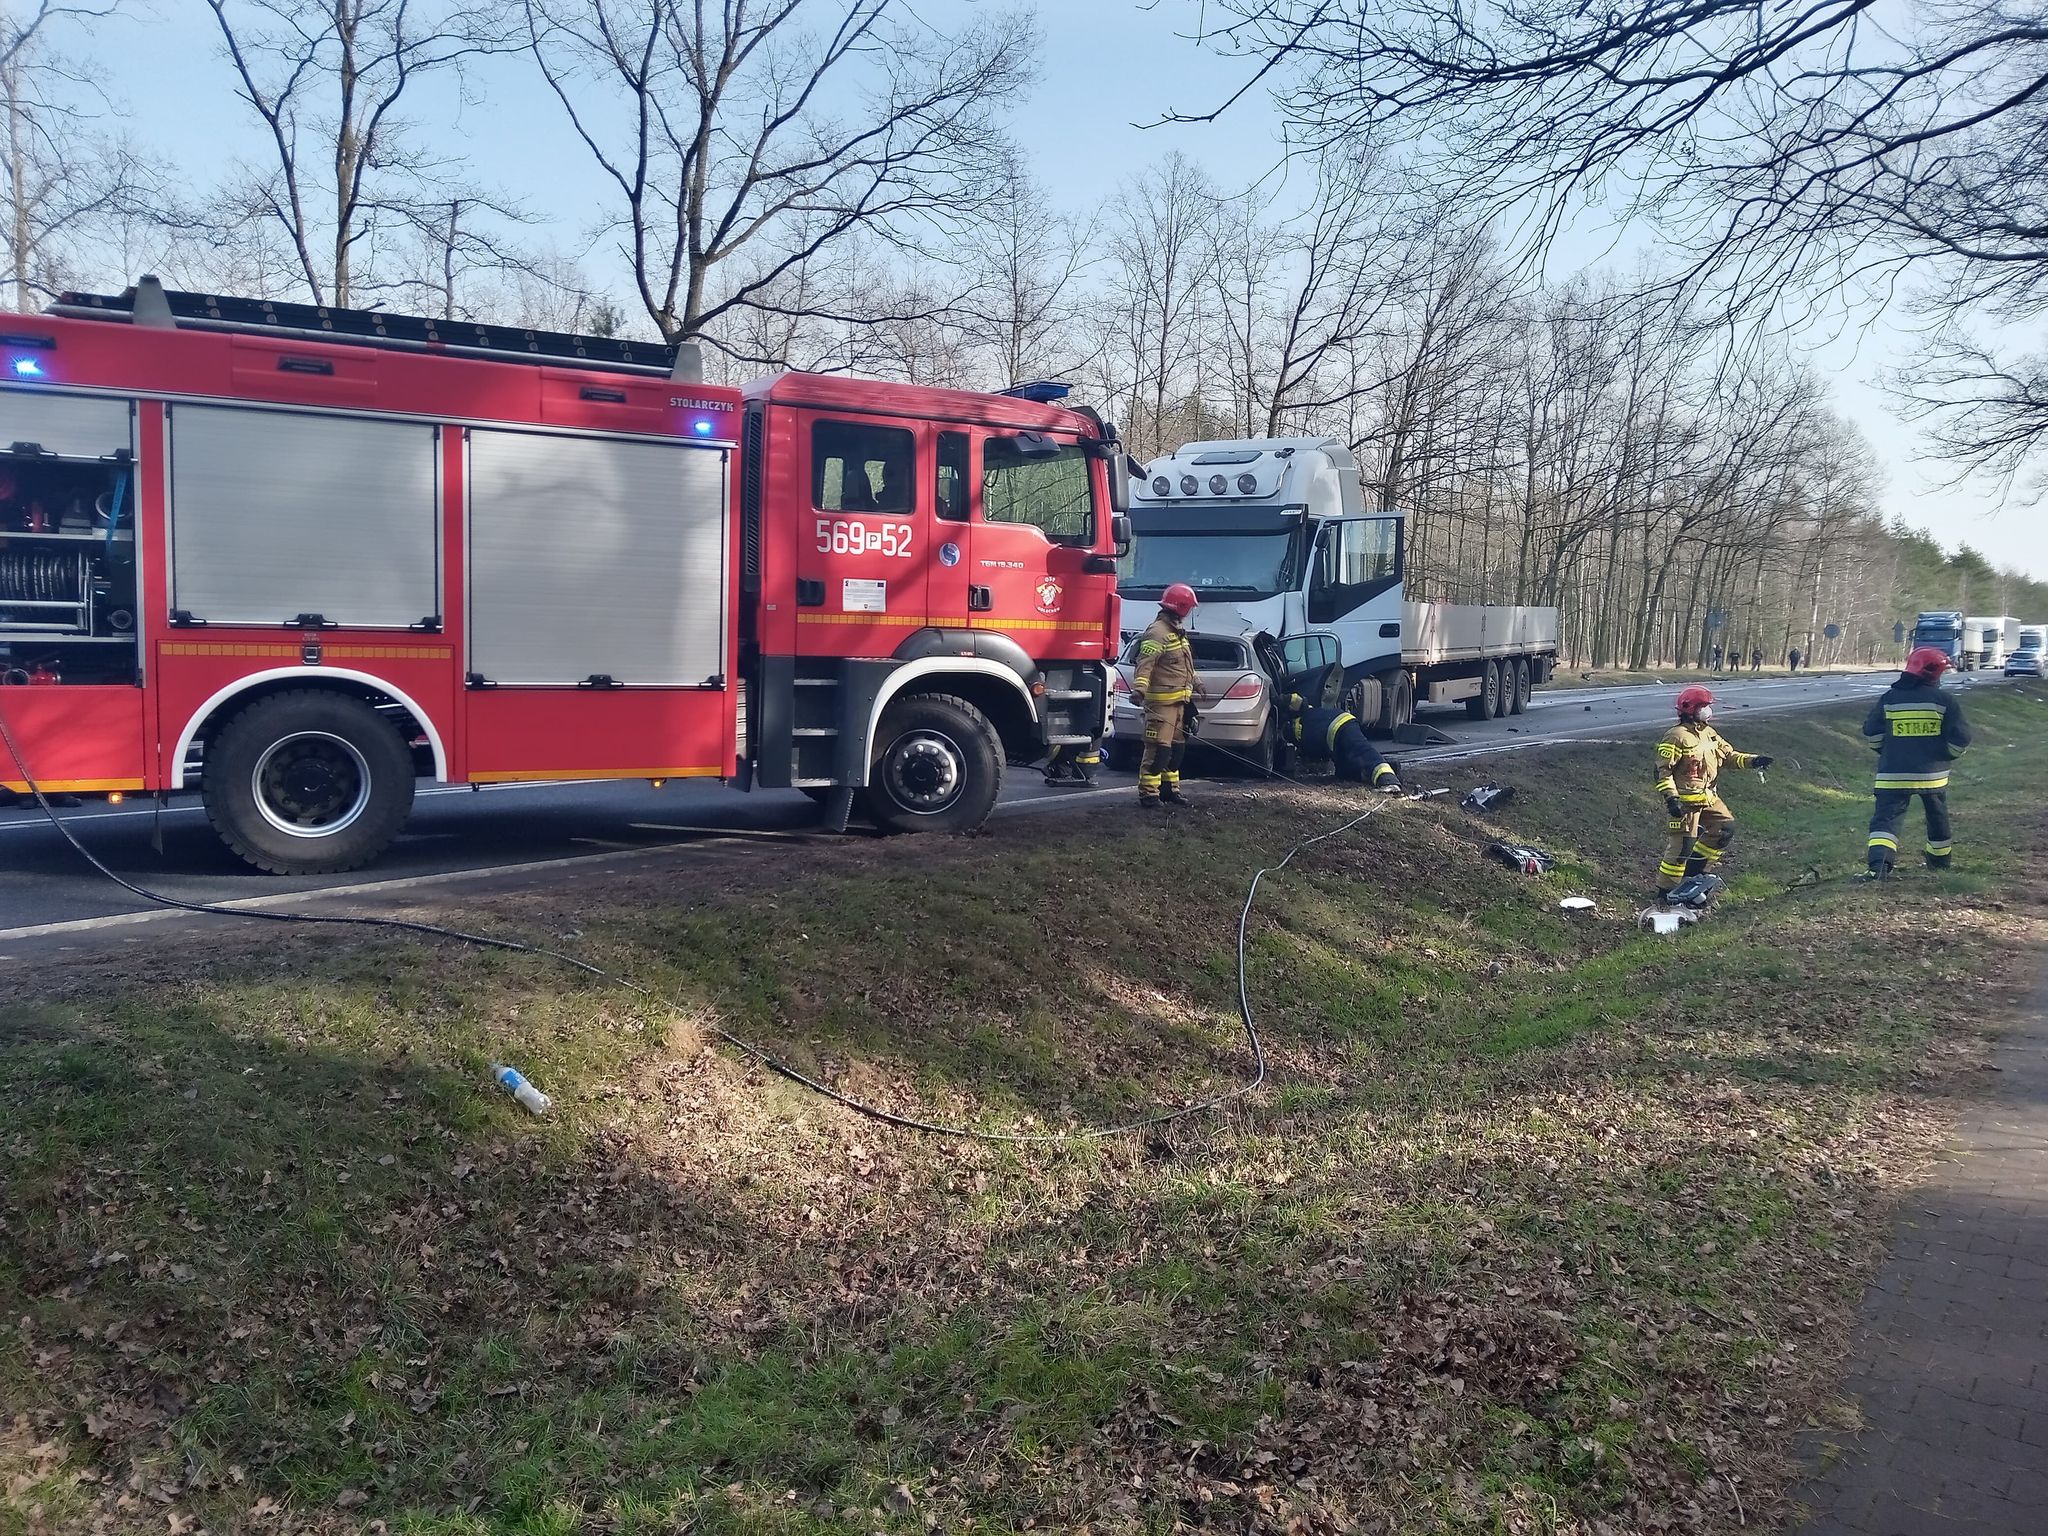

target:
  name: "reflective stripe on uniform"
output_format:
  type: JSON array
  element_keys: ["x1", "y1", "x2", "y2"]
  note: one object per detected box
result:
[
  {"x1": 1659, "y1": 860, "x2": 1688, "y2": 879},
  {"x1": 1867, "y1": 833, "x2": 1898, "y2": 850},
  {"x1": 1691, "y1": 842, "x2": 1724, "y2": 861},
  {"x1": 1163, "y1": 770, "x2": 1181, "y2": 784},
  {"x1": 1926, "y1": 839, "x2": 1953, "y2": 855},
  {"x1": 1874, "y1": 773, "x2": 1950, "y2": 790},
  {"x1": 1372, "y1": 762, "x2": 1395, "y2": 783},
  {"x1": 1655, "y1": 743, "x2": 1680, "y2": 762},
  {"x1": 1327, "y1": 711, "x2": 1356, "y2": 753}
]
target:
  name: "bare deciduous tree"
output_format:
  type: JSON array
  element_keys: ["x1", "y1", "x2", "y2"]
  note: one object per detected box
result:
[
  {"x1": 521, "y1": 0, "x2": 1035, "y2": 344},
  {"x1": 205, "y1": 0, "x2": 510, "y2": 307},
  {"x1": 0, "y1": 1, "x2": 137, "y2": 309}
]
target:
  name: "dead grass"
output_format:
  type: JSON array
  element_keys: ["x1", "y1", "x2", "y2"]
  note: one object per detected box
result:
[{"x1": 3, "y1": 689, "x2": 2047, "y2": 1535}]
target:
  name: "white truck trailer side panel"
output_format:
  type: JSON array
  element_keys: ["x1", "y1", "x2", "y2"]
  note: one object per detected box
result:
[{"x1": 1402, "y1": 602, "x2": 1562, "y2": 666}]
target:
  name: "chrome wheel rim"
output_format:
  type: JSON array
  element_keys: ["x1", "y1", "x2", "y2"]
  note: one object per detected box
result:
[
  {"x1": 880, "y1": 729, "x2": 964, "y2": 814},
  {"x1": 252, "y1": 731, "x2": 371, "y2": 838}
]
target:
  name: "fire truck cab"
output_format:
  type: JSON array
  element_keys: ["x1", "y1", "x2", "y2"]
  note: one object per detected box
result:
[{"x1": 0, "y1": 279, "x2": 1124, "y2": 874}]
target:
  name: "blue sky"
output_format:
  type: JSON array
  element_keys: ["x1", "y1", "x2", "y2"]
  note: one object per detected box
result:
[{"x1": 81, "y1": 1, "x2": 2048, "y2": 582}]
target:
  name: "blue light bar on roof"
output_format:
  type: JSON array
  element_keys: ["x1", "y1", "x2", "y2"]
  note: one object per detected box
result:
[{"x1": 999, "y1": 380, "x2": 1070, "y2": 404}]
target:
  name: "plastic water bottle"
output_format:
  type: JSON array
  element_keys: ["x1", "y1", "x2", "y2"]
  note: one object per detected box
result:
[{"x1": 489, "y1": 1062, "x2": 551, "y2": 1116}]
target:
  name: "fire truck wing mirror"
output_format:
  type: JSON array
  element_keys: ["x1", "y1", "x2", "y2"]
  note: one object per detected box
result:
[{"x1": 1112, "y1": 513, "x2": 1133, "y2": 558}]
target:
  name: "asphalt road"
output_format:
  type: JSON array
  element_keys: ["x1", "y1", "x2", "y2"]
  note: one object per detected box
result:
[{"x1": 0, "y1": 667, "x2": 1940, "y2": 940}]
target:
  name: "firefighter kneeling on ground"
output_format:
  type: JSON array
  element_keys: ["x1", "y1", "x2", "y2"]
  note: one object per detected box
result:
[
  {"x1": 1861, "y1": 646, "x2": 1971, "y2": 879},
  {"x1": 1041, "y1": 738, "x2": 1102, "y2": 786},
  {"x1": 1278, "y1": 676, "x2": 1403, "y2": 792},
  {"x1": 1651, "y1": 685, "x2": 1772, "y2": 897},
  {"x1": 1132, "y1": 582, "x2": 1205, "y2": 809}
]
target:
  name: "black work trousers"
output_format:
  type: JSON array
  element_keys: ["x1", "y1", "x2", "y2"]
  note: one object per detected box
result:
[{"x1": 1867, "y1": 788, "x2": 1952, "y2": 870}]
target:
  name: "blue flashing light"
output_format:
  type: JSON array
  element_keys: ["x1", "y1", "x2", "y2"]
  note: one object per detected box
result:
[
  {"x1": 999, "y1": 380, "x2": 1070, "y2": 404},
  {"x1": 691, "y1": 417, "x2": 715, "y2": 436},
  {"x1": 11, "y1": 357, "x2": 42, "y2": 377}
]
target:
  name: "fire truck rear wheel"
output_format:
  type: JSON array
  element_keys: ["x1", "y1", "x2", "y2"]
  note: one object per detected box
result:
[
  {"x1": 203, "y1": 690, "x2": 417, "y2": 874},
  {"x1": 864, "y1": 692, "x2": 1002, "y2": 835}
]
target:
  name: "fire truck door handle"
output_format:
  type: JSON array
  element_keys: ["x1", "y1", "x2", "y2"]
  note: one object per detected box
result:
[{"x1": 968, "y1": 586, "x2": 992, "y2": 611}]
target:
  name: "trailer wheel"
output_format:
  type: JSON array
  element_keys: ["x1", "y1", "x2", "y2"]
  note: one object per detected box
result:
[
  {"x1": 1467, "y1": 660, "x2": 1503, "y2": 720},
  {"x1": 1510, "y1": 658, "x2": 1533, "y2": 715},
  {"x1": 202, "y1": 689, "x2": 416, "y2": 874},
  {"x1": 865, "y1": 692, "x2": 1002, "y2": 834}
]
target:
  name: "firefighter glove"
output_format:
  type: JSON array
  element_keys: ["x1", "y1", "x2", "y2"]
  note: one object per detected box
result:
[
  {"x1": 1664, "y1": 794, "x2": 1686, "y2": 817},
  {"x1": 1750, "y1": 754, "x2": 1774, "y2": 770}
]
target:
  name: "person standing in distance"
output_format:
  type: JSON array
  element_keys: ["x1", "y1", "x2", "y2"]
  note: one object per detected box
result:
[
  {"x1": 1862, "y1": 646, "x2": 1971, "y2": 878},
  {"x1": 1132, "y1": 583, "x2": 1203, "y2": 809},
  {"x1": 1651, "y1": 686, "x2": 1772, "y2": 896}
]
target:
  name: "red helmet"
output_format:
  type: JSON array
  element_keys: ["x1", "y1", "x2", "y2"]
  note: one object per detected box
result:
[
  {"x1": 1905, "y1": 646, "x2": 1952, "y2": 680},
  {"x1": 1159, "y1": 583, "x2": 1198, "y2": 619},
  {"x1": 1676, "y1": 685, "x2": 1715, "y2": 718}
]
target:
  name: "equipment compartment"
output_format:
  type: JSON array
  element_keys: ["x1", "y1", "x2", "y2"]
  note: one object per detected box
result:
[{"x1": 0, "y1": 410, "x2": 141, "y2": 686}]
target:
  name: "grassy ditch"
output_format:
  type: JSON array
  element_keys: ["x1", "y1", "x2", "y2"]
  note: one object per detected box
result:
[{"x1": 4, "y1": 687, "x2": 2047, "y2": 1535}]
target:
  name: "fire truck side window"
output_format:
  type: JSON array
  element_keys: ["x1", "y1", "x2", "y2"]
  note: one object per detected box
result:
[
  {"x1": 936, "y1": 431, "x2": 969, "y2": 521},
  {"x1": 981, "y1": 436, "x2": 1094, "y2": 545},
  {"x1": 812, "y1": 421, "x2": 914, "y2": 515}
]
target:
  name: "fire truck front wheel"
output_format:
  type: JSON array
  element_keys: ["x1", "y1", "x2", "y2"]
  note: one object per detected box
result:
[
  {"x1": 203, "y1": 690, "x2": 417, "y2": 874},
  {"x1": 863, "y1": 692, "x2": 1002, "y2": 835}
]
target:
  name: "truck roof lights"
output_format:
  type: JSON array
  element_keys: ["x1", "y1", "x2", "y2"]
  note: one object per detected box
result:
[
  {"x1": 1179, "y1": 474, "x2": 1198, "y2": 495},
  {"x1": 1208, "y1": 474, "x2": 1228, "y2": 494},
  {"x1": 1236, "y1": 473, "x2": 1257, "y2": 494},
  {"x1": 998, "y1": 380, "x2": 1070, "y2": 403},
  {"x1": 1151, "y1": 475, "x2": 1172, "y2": 496}
]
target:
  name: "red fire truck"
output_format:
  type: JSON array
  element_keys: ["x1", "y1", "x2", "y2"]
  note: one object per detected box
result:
[{"x1": 0, "y1": 279, "x2": 1125, "y2": 874}]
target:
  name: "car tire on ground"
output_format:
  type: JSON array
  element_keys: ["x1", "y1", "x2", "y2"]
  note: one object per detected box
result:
[
  {"x1": 1106, "y1": 738, "x2": 1141, "y2": 772},
  {"x1": 864, "y1": 692, "x2": 1002, "y2": 834},
  {"x1": 1373, "y1": 669, "x2": 1411, "y2": 734},
  {"x1": 202, "y1": 688, "x2": 416, "y2": 875}
]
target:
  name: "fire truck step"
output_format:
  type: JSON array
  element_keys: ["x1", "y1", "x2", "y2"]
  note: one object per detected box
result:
[
  {"x1": 822, "y1": 785, "x2": 857, "y2": 833},
  {"x1": 792, "y1": 677, "x2": 838, "y2": 687},
  {"x1": 791, "y1": 726, "x2": 839, "y2": 737},
  {"x1": 1043, "y1": 688, "x2": 1093, "y2": 701},
  {"x1": 790, "y1": 777, "x2": 840, "y2": 789}
]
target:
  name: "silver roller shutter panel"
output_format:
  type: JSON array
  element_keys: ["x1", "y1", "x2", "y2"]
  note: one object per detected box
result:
[
  {"x1": 0, "y1": 388, "x2": 131, "y2": 458},
  {"x1": 170, "y1": 405, "x2": 439, "y2": 627},
  {"x1": 467, "y1": 430, "x2": 726, "y2": 687}
]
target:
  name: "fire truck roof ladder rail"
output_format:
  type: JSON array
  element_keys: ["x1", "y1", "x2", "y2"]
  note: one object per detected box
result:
[{"x1": 50, "y1": 276, "x2": 705, "y2": 382}]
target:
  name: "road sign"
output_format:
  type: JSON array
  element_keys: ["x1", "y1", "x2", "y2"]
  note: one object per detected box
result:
[
  {"x1": 1706, "y1": 608, "x2": 1725, "y2": 632},
  {"x1": 1893, "y1": 621, "x2": 1907, "y2": 645},
  {"x1": 1823, "y1": 623, "x2": 1842, "y2": 640}
]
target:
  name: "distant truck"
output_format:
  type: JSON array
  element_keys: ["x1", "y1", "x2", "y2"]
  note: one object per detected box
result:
[
  {"x1": 2019, "y1": 624, "x2": 2046, "y2": 657},
  {"x1": 1120, "y1": 437, "x2": 1559, "y2": 738},
  {"x1": 1962, "y1": 615, "x2": 2020, "y2": 670},
  {"x1": 1912, "y1": 611, "x2": 1965, "y2": 666}
]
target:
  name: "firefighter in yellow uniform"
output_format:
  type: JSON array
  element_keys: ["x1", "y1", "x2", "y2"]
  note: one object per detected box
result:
[
  {"x1": 1651, "y1": 686, "x2": 1772, "y2": 895},
  {"x1": 1132, "y1": 582, "x2": 1203, "y2": 808}
]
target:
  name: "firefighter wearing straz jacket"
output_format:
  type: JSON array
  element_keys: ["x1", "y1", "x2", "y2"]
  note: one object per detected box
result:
[
  {"x1": 1652, "y1": 686, "x2": 1772, "y2": 895},
  {"x1": 1862, "y1": 646, "x2": 1971, "y2": 878},
  {"x1": 1132, "y1": 583, "x2": 1203, "y2": 808}
]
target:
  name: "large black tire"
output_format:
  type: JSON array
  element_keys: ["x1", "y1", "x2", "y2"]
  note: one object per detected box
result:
[
  {"x1": 1373, "y1": 669, "x2": 1410, "y2": 735},
  {"x1": 202, "y1": 689, "x2": 416, "y2": 874},
  {"x1": 865, "y1": 692, "x2": 1002, "y2": 834},
  {"x1": 1467, "y1": 660, "x2": 1503, "y2": 720},
  {"x1": 1510, "y1": 657, "x2": 1533, "y2": 715},
  {"x1": 1105, "y1": 737, "x2": 1142, "y2": 772}
]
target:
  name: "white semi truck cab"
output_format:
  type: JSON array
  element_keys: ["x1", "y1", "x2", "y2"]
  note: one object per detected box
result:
[{"x1": 1123, "y1": 437, "x2": 1559, "y2": 732}]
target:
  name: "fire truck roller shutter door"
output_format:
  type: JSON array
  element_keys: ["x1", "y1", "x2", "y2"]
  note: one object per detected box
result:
[
  {"x1": 467, "y1": 430, "x2": 727, "y2": 687},
  {"x1": 169, "y1": 405, "x2": 440, "y2": 628}
]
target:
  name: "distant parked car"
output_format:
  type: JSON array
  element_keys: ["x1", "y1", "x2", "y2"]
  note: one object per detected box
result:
[{"x1": 2005, "y1": 649, "x2": 2042, "y2": 678}]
